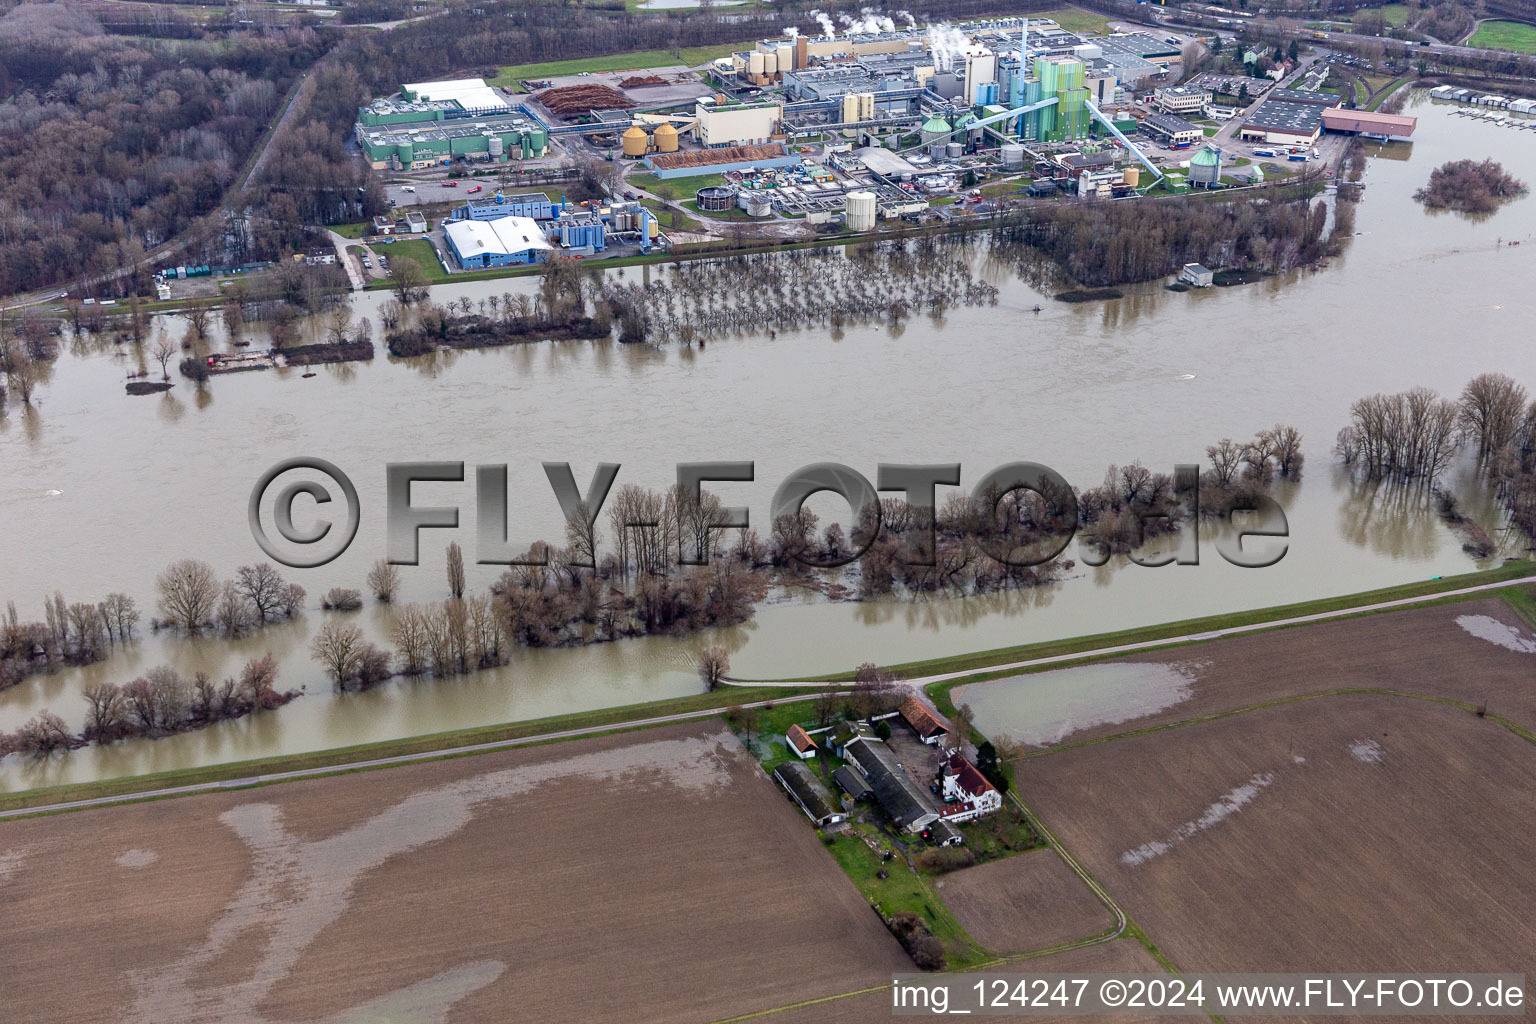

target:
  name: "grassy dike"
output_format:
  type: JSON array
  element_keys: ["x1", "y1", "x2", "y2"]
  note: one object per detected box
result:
[
  {"x1": 6, "y1": 562, "x2": 1533, "y2": 817},
  {"x1": 0, "y1": 685, "x2": 820, "y2": 816}
]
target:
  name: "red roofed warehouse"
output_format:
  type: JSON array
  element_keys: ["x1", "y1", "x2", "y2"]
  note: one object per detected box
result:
[
  {"x1": 1320, "y1": 109, "x2": 1418, "y2": 140},
  {"x1": 899, "y1": 696, "x2": 951, "y2": 746}
]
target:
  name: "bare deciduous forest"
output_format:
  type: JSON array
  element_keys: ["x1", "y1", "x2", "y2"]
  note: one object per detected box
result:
[{"x1": 0, "y1": 2, "x2": 331, "y2": 295}]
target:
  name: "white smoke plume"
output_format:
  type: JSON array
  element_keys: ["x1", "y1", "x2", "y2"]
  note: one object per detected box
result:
[
  {"x1": 926, "y1": 22, "x2": 971, "y2": 71},
  {"x1": 839, "y1": 7, "x2": 897, "y2": 33},
  {"x1": 807, "y1": 8, "x2": 837, "y2": 38},
  {"x1": 784, "y1": 25, "x2": 798, "y2": 38},
  {"x1": 894, "y1": 9, "x2": 917, "y2": 28}
]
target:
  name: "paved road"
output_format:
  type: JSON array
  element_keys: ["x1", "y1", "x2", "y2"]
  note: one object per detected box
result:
[
  {"x1": 0, "y1": 692, "x2": 834, "y2": 822},
  {"x1": 726, "y1": 573, "x2": 1536, "y2": 689}
]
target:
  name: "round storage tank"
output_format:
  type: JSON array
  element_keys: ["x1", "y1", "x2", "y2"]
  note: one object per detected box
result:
[
  {"x1": 697, "y1": 185, "x2": 735, "y2": 212},
  {"x1": 1123, "y1": 166, "x2": 1141, "y2": 187},
  {"x1": 653, "y1": 122, "x2": 679, "y2": 153},
  {"x1": 748, "y1": 52, "x2": 766, "y2": 79},
  {"x1": 946, "y1": 141, "x2": 963, "y2": 159},
  {"x1": 1001, "y1": 143, "x2": 1025, "y2": 170},
  {"x1": 1188, "y1": 145, "x2": 1222, "y2": 187},
  {"x1": 776, "y1": 41, "x2": 794, "y2": 70},
  {"x1": 528, "y1": 128, "x2": 547, "y2": 155},
  {"x1": 487, "y1": 135, "x2": 505, "y2": 159},
  {"x1": 762, "y1": 51, "x2": 778, "y2": 76},
  {"x1": 845, "y1": 190, "x2": 876, "y2": 232},
  {"x1": 738, "y1": 192, "x2": 772, "y2": 217},
  {"x1": 621, "y1": 124, "x2": 649, "y2": 158},
  {"x1": 920, "y1": 116, "x2": 951, "y2": 146}
]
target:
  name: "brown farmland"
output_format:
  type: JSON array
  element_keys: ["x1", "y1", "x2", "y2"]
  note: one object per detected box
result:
[
  {"x1": 766, "y1": 938, "x2": 1174, "y2": 1023},
  {"x1": 0, "y1": 721, "x2": 910, "y2": 1023},
  {"x1": 936, "y1": 848, "x2": 1117, "y2": 953},
  {"x1": 960, "y1": 597, "x2": 1536, "y2": 751},
  {"x1": 1015, "y1": 692, "x2": 1536, "y2": 981}
]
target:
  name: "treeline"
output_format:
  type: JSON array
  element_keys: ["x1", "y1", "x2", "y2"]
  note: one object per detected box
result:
[
  {"x1": 0, "y1": 655, "x2": 295, "y2": 759},
  {"x1": 0, "y1": 313, "x2": 61, "y2": 407},
  {"x1": 153, "y1": 559, "x2": 306, "y2": 636},
  {"x1": 1, "y1": 591, "x2": 140, "y2": 690},
  {"x1": 1337, "y1": 372, "x2": 1536, "y2": 544},
  {"x1": 990, "y1": 189, "x2": 1332, "y2": 287},
  {"x1": 0, "y1": 4, "x2": 334, "y2": 296}
]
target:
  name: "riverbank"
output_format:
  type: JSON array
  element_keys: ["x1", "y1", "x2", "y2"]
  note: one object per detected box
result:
[
  {"x1": 0, "y1": 684, "x2": 817, "y2": 816},
  {"x1": 5, "y1": 561, "x2": 1531, "y2": 815}
]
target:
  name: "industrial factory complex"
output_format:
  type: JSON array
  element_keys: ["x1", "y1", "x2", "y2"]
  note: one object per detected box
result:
[{"x1": 350, "y1": 13, "x2": 1415, "y2": 273}]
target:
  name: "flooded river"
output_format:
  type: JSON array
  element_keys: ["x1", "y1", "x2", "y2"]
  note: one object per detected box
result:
[{"x1": 1, "y1": 96, "x2": 1532, "y2": 788}]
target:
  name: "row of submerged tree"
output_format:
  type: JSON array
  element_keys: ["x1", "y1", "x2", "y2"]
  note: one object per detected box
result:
[
  {"x1": 1337, "y1": 372, "x2": 1536, "y2": 554},
  {"x1": 0, "y1": 656, "x2": 295, "y2": 760}
]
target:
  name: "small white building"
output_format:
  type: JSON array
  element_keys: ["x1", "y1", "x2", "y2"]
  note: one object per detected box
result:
[
  {"x1": 1180, "y1": 262, "x2": 1214, "y2": 287},
  {"x1": 786, "y1": 724, "x2": 817, "y2": 760}
]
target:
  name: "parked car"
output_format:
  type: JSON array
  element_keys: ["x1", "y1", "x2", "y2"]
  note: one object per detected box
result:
[{"x1": 401, "y1": 185, "x2": 416, "y2": 193}]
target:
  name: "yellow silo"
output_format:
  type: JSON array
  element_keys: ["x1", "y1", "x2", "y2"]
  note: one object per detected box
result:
[
  {"x1": 653, "y1": 122, "x2": 679, "y2": 153},
  {"x1": 621, "y1": 124, "x2": 649, "y2": 158},
  {"x1": 1123, "y1": 167, "x2": 1141, "y2": 188}
]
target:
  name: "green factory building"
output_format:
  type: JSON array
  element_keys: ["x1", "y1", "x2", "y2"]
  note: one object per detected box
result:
[
  {"x1": 1035, "y1": 56, "x2": 1089, "y2": 142},
  {"x1": 357, "y1": 118, "x2": 551, "y2": 170}
]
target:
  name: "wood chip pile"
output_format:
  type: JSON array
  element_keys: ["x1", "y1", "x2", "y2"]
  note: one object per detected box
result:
[{"x1": 536, "y1": 84, "x2": 634, "y2": 117}]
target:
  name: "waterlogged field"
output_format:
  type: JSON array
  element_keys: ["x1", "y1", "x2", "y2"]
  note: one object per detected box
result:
[
  {"x1": 993, "y1": 601, "x2": 1536, "y2": 977},
  {"x1": 957, "y1": 597, "x2": 1536, "y2": 749},
  {"x1": 0, "y1": 722, "x2": 910, "y2": 1022}
]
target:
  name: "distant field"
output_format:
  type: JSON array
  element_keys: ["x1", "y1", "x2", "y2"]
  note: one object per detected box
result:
[
  {"x1": 939, "y1": 848, "x2": 1115, "y2": 953},
  {"x1": 959, "y1": 596, "x2": 1536, "y2": 751},
  {"x1": 976, "y1": 599, "x2": 1536, "y2": 983},
  {"x1": 1468, "y1": 19, "x2": 1536, "y2": 54},
  {"x1": 492, "y1": 43, "x2": 747, "y2": 88},
  {"x1": 768, "y1": 938, "x2": 1168, "y2": 1023},
  {"x1": 0, "y1": 722, "x2": 910, "y2": 1022},
  {"x1": 1038, "y1": 6, "x2": 1111, "y2": 36},
  {"x1": 1378, "y1": 3, "x2": 1411, "y2": 26},
  {"x1": 1016, "y1": 694, "x2": 1536, "y2": 977}
]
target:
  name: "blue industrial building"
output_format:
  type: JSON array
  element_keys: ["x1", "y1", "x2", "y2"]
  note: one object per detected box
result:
[
  {"x1": 449, "y1": 192, "x2": 555, "y2": 222},
  {"x1": 555, "y1": 211, "x2": 605, "y2": 252},
  {"x1": 443, "y1": 216, "x2": 554, "y2": 268}
]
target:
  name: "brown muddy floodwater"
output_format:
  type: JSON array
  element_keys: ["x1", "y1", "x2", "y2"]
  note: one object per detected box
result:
[{"x1": 1, "y1": 96, "x2": 1532, "y2": 788}]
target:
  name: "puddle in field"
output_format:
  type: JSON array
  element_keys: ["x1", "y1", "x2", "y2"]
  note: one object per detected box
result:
[
  {"x1": 123, "y1": 728, "x2": 739, "y2": 1023},
  {"x1": 115, "y1": 849, "x2": 159, "y2": 869},
  {"x1": 1121, "y1": 771, "x2": 1276, "y2": 867},
  {"x1": 0, "y1": 848, "x2": 26, "y2": 885},
  {"x1": 1348, "y1": 739, "x2": 1383, "y2": 764},
  {"x1": 953, "y1": 661, "x2": 1206, "y2": 747},
  {"x1": 1455, "y1": 614, "x2": 1536, "y2": 654}
]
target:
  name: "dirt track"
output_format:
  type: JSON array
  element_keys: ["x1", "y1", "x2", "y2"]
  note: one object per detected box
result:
[{"x1": 0, "y1": 721, "x2": 909, "y2": 1023}]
